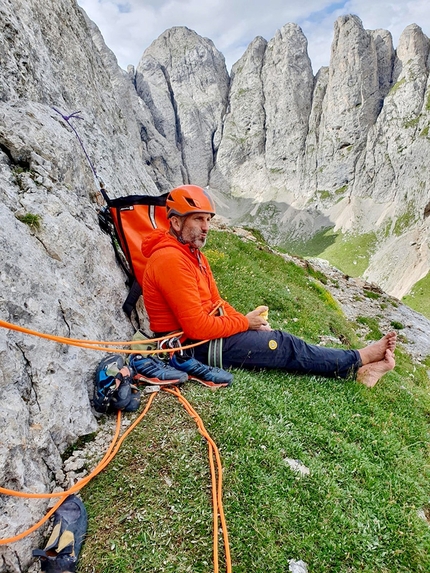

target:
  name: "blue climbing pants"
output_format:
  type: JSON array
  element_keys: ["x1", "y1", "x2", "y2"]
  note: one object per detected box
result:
[{"x1": 192, "y1": 330, "x2": 362, "y2": 380}]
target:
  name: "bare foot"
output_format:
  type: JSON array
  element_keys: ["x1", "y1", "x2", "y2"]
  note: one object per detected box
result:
[
  {"x1": 358, "y1": 332, "x2": 397, "y2": 365},
  {"x1": 356, "y1": 349, "x2": 395, "y2": 388}
]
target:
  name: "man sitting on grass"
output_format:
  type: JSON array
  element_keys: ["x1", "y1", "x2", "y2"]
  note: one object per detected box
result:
[{"x1": 140, "y1": 185, "x2": 396, "y2": 389}]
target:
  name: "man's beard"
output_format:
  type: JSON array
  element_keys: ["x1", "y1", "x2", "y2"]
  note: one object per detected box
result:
[
  {"x1": 189, "y1": 232, "x2": 207, "y2": 249},
  {"x1": 178, "y1": 217, "x2": 208, "y2": 248}
]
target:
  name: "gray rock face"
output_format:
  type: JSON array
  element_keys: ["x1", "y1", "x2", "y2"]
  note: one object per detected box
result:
[
  {"x1": 131, "y1": 16, "x2": 430, "y2": 298},
  {"x1": 135, "y1": 27, "x2": 230, "y2": 187},
  {"x1": 210, "y1": 36, "x2": 268, "y2": 196},
  {"x1": 346, "y1": 22, "x2": 430, "y2": 295},
  {"x1": 208, "y1": 17, "x2": 429, "y2": 298},
  {"x1": 211, "y1": 24, "x2": 314, "y2": 200},
  {"x1": 0, "y1": 0, "x2": 174, "y2": 569},
  {"x1": 314, "y1": 15, "x2": 388, "y2": 193},
  {"x1": 262, "y1": 24, "x2": 314, "y2": 196}
]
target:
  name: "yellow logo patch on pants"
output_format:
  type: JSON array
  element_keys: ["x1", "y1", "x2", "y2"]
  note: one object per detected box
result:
[{"x1": 268, "y1": 339, "x2": 278, "y2": 350}]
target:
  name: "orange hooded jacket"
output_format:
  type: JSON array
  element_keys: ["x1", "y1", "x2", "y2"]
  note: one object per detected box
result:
[{"x1": 141, "y1": 230, "x2": 249, "y2": 340}]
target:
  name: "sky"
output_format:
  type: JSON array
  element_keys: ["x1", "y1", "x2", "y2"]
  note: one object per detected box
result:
[{"x1": 77, "y1": 0, "x2": 430, "y2": 74}]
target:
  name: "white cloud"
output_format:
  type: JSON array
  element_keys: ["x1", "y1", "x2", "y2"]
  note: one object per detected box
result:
[{"x1": 77, "y1": 0, "x2": 430, "y2": 73}]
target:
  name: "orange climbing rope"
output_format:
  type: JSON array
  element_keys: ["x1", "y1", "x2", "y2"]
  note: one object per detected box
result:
[
  {"x1": 0, "y1": 393, "x2": 155, "y2": 543},
  {"x1": 0, "y1": 318, "x2": 198, "y2": 354},
  {"x1": 0, "y1": 313, "x2": 231, "y2": 572},
  {"x1": 165, "y1": 387, "x2": 232, "y2": 573},
  {"x1": 0, "y1": 389, "x2": 232, "y2": 573},
  {"x1": 0, "y1": 301, "x2": 221, "y2": 354}
]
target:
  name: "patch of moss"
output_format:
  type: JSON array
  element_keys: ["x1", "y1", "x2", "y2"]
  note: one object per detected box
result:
[
  {"x1": 16, "y1": 213, "x2": 41, "y2": 230},
  {"x1": 393, "y1": 202, "x2": 418, "y2": 236},
  {"x1": 381, "y1": 218, "x2": 393, "y2": 238},
  {"x1": 356, "y1": 316, "x2": 383, "y2": 340},
  {"x1": 12, "y1": 165, "x2": 28, "y2": 175},
  {"x1": 335, "y1": 185, "x2": 348, "y2": 195},
  {"x1": 317, "y1": 231, "x2": 377, "y2": 277},
  {"x1": 279, "y1": 226, "x2": 337, "y2": 258},
  {"x1": 404, "y1": 116, "x2": 420, "y2": 128},
  {"x1": 390, "y1": 77, "x2": 406, "y2": 96},
  {"x1": 363, "y1": 290, "x2": 381, "y2": 300},
  {"x1": 305, "y1": 263, "x2": 328, "y2": 285},
  {"x1": 61, "y1": 432, "x2": 97, "y2": 461},
  {"x1": 236, "y1": 88, "x2": 248, "y2": 97},
  {"x1": 402, "y1": 270, "x2": 430, "y2": 319},
  {"x1": 242, "y1": 227, "x2": 266, "y2": 243},
  {"x1": 317, "y1": 189, "x2": 331, "y2": 200}
]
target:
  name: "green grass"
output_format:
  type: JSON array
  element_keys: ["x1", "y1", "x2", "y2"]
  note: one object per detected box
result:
[
  {"x1": 355, "y1": 316, "x2": 383, "y2": 341},
  {"x1": 77, "y1": 230, "x2": 430, "y2": 572},
  {"x1": 280, "y1": 229, "x2": 377, "y2": 278},
  {"x1": 402, "y1": 271, "x2": 430, "y2": 320},
  {"x1": 317, "y1": 231, "x2": 377, "y2": 277},
  {"x1": 16, "y1": 212, "x2": 41, "y2": 230},
  {"x1": 364, "y1": 290, "x2": 381, "y2": 300},
  {"x1": 279, "y1": 226, "x2": 337, "y2": 258},
  {"x1": 393, "y1": 203, "x2": 418, "y2": 236}
]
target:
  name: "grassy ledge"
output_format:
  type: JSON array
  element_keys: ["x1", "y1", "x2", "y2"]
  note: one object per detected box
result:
[{"x1": 77, "y1": 230, "x2": 430, "y2": 573}]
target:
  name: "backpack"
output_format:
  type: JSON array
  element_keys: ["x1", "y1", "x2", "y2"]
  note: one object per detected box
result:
[
  {"x1": 93, "y1": 354, "x2": 141, "y2": 414},
  {"x1": 98, "y1": 188, "x2": 170, "y2": 326}
]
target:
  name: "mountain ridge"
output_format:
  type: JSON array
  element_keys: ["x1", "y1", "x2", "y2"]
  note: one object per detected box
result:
[{"x1": 134, "y1": 16, "x2": 430, "y2": 300}]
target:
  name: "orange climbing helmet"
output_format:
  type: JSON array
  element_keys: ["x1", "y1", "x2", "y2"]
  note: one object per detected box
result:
[{"x1": 166, "y1": 185, "x2": 216, "y2": 218}]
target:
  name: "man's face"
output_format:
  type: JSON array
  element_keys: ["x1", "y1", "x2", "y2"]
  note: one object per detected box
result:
[{"x1": 173, "y1": 213, "x2": 212, "y2": 248}]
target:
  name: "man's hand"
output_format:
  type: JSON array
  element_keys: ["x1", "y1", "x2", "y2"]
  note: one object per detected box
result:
[{"x1": 246, "y1": 306, "x2": 271, "y2": 331}]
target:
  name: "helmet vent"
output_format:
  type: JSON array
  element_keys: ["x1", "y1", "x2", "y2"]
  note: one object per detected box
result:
[{"x1": 185, "y1": 197, "x2": 200, "y2": 208}]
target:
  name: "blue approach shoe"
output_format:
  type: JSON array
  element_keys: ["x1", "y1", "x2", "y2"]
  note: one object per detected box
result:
[
  {"x1": 129, "y1": 354, "x2": 188, "y2": 386},
  {"x1": 169, "y1": 354, "x2": 233, "y2": 388}
]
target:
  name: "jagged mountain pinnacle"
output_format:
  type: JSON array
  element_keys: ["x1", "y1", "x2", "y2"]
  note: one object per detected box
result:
[{"x1": 135, "y1": 26, "x2": 230, "y2": 188}]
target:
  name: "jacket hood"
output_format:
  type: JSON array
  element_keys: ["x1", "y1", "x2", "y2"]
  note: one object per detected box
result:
[{"x1": 141, "y1": 229, "x2": 192, "y2": 259}]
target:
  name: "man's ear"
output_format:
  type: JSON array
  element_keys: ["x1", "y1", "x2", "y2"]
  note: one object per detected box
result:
[{"x1": 170, "y1": 215, "x2": 183, "y2": 233}]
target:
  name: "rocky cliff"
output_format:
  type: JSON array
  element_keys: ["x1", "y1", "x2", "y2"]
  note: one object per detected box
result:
[
  {"x1": 1, "y1": 1, "x2": 430, "y2": 570},
  {"x1": 0, "y1": 0, "x2": 170, "y2": 570}
]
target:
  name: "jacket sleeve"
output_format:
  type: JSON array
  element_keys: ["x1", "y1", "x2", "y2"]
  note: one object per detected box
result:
[{"x1": 153, "y1": 250, "x2": 249, "y2": 340}]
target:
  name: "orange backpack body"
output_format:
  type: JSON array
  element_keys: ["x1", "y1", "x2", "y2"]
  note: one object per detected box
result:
[{"x1": 98, "y1": 189, "x2": 170, "y2": 324}]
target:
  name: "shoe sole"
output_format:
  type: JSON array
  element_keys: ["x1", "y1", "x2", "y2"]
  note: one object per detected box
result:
[
  {"x1": 187, "y1": 375, "x2": 232, "y2": 388},
  {"x1": 133, "y1": 373, "x2": 185, "y2": 386}
]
